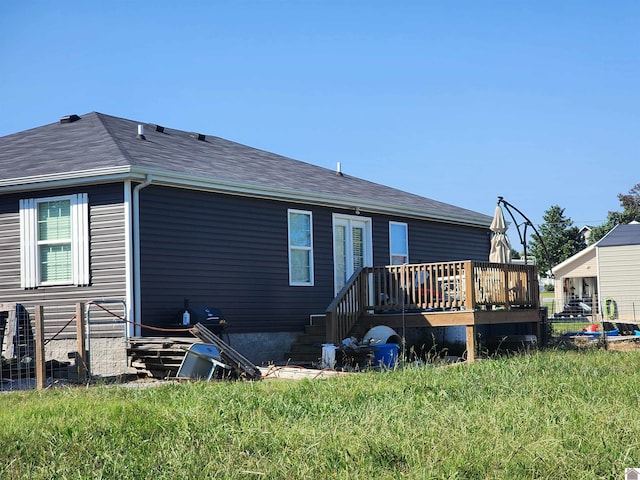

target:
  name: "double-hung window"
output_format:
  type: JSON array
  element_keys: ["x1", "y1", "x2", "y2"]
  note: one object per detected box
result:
[
  {"x1": 20, "y1": 193, "x2": 90, "y2": 288},
  {"x1": 288, "y1": 209, "x2": 314, "y2": 286},
  {"x1": 389, "y1": 221, "x2": 408, "y2": 265}
]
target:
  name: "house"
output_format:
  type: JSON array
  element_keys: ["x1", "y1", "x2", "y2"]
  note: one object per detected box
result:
[
  {"x1": 0, "y1": 112, "x2": 498, "y2": 367},
  {"x1": 551, "y1": 222, "x2": 640, "y2": 324},
  {"x1": 579, "y1": 225, "x2": 593, "y2": 243}
]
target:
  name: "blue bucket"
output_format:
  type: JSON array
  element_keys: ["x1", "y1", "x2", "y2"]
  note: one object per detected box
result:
[{"x1": 373, "y1": 343, "x2": 399, "y2": 368}]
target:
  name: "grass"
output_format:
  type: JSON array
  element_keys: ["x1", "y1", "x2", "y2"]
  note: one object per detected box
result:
[
  {"x1": 540, "y1": 291, "x2": 556, "y2": 315},
  {"x1": 551, "y1": 321, "x2": 593, "y2": 335},
  {"x1": 2, "y1": 349, "x2": 640, "y2": 479}
]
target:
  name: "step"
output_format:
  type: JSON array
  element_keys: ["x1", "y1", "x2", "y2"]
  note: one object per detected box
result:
[
  {"x1": 298, "y1": 333, "x2": 326, "y2": 344},
  {"x1": 309, "y1": 314, "x2": 327, "y2": 326},
  {"x1": 305, "y1": 324, "x2": 326, "y2": 336}
]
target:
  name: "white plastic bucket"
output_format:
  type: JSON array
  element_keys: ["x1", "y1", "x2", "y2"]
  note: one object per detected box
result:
[{"x1": 321, "y1": 344, "x2": 338, "y2": 369}]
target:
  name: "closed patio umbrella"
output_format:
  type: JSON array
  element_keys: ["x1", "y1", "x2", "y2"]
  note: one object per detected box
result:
[{"x1": 489, "y1": 204, "x2": 512, "y2": 263}]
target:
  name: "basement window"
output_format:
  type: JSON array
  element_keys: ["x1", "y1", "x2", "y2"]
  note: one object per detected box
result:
[
  {"x1": 19, "y1": 193, "x2": 90, "y2": 288},
  {"x1": 288, "y1": 209, "x2": 314, "y2": 286}
]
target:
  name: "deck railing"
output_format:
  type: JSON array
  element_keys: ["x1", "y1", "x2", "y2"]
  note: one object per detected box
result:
[{"x1": 325, "y1": 261, "x2": 539, "y2": 343}]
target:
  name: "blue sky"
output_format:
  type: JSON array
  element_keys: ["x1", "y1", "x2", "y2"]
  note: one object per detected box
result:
[{"x1": 1, "y1": 1, "x2": 638, "y2": 246}]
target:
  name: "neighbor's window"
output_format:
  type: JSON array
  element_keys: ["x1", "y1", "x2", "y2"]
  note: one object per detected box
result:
[
  {"x1": 288, "y1": 209, "x2": 314, "y2": 286},
  {"x1": 20, "y1": 194, "x2": 90, "y2": 287},
  {"x1": 389, "y1": 222, "x2": 408, "y2": 265}
]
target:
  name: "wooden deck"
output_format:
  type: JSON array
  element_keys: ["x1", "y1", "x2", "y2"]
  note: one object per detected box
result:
[{"x1": 325, "y1": 261, "x2": 541, "y2": 361}]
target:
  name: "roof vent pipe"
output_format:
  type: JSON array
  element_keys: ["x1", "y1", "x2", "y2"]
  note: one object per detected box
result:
[
  {"x1": 336, "y1": 162, "x2": 343, "y2": 176},
  {"x1": 137, "y1": 124, "x2": 146, "y2": 140}
]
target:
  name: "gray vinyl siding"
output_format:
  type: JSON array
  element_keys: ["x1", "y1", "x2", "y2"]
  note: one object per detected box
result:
[
  {"x1": 0, "y1": 184, "x2": 126, "y2": 338},
  {"x1": 407, "y1": 218, "x2": 491, "y2": 262},
  {"x1": 138, "y1": 185, "x2": 335, "y2": 333},
  {"x1": 138, "y1": 185, "x2": 490, "y2": 334},
  {"x1": 371, "y1": 215, "x2": 490, "y2": 265}
]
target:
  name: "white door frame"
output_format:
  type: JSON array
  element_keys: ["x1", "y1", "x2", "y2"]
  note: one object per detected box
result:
[{"x1": 332, "y1": 214, "x2": 373, "y2": 295}]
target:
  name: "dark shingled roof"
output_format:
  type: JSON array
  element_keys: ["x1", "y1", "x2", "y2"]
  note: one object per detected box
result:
[
  {"x1": 597, "y1": 222, "x2": 640, "y2": 247},
  {"x1": 0, "y1": 112, "x2": 491, "y2": 226}
]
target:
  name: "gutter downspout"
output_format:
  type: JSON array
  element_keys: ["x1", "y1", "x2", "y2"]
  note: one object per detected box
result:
[{"x1": 133, "y1": 175, "x2": 153, "y2": 337}]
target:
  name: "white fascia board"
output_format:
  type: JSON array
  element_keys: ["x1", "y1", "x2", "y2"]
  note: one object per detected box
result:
[
  {"x1": 0, "y1": 165, "x2": 491, "y2": 228},
  {"x1": 551, "y1": 244, "x2": 596, "y2": 275},
  {"x1": 0, "y1": 166, "x2": 136, "y2": 193},
  {"x1": 137, "y1": 168, "x2": 492, "y2": 228}
]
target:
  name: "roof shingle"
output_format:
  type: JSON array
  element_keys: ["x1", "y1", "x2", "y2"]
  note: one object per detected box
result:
[{"x1": 0, "y1": 112, "x2": 491, "y2": 226}]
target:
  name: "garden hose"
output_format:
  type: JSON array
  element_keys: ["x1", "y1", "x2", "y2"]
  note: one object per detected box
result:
[{"x1": 604, "y1": 297, "x2": 617, "y2": 320}]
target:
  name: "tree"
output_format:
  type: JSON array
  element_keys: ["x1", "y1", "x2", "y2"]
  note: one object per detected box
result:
[
  {"x1": 589, "y1": 183, "x2": 640, "y2": 244},
  {"x1": 528, "y1": 205, "x2": 585, "y2": 277},
  {"x1": 510, "y1": 248, "x2": 521, "y2": 259}
]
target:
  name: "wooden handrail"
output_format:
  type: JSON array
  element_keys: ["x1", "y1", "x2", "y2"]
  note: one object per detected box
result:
[
  {"x1": 324, "y1": 261, "x2": 539, "y2": 343},
  {"x1": 325, "y1": 267, "x2": 368, "y2": 343}
]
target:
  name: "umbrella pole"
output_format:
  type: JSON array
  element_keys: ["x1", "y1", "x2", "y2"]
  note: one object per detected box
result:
[{"x1": 497, "y1": 196, "x2": 553, "y2": 274}]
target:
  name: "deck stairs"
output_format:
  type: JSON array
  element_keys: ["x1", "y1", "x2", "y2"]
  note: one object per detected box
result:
[{"x1": 284, "y1": 315, "x2": 328, "y2": 366}]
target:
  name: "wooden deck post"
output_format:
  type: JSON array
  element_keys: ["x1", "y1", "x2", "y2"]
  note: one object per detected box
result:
[
  {"x1": 76, "y1": 302, "x2": 87, "y2": 383},
  {"x1": 325, "y1": 311, "x2": 336, "y2": 344},
  {"x1": 502, "y1": 267, "x2": 510, "y2": 309},
  {"x1": 34, "y1": 305, "x2": 46, "y2": 390},
  {"x1": 465, "y1": 324, "x2": 476, "y2": 362},
  {"x1": 464, "y1": 261, "x2": 475, "y2": 310}
]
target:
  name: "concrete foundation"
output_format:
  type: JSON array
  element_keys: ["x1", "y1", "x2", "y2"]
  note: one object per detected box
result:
[
  {"x1": 47, "y1": 331, "x2": 300, "y2": 377},
  {"x1": 226, "y1": 331, "x2": 298, "y2": 365},
  {"x1": 46, "y1": 337, "x2": 130, "y2": 379}
]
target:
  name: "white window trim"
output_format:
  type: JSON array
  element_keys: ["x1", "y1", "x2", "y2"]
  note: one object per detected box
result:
[
  {"x1": 389, "y1": 221, "x2": 409, "y2": 265},
  {"x1": 287, "y1": 209, "x2": 314, "y2": 286},
  {"x1": 20, "y1": 193, "x2": 90, "y2": 288}
]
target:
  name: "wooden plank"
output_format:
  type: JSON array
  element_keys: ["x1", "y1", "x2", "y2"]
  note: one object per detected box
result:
[
  {"x1": 2, "y1": 309, "x2": 17, "y2": 359},
  {"x1": 76, "y1": 302, "x2": 87, "y2": 383},
  {"x1": 127, "y1": 337, "x2": 197, "y2": 378},
  {"x1": 259, "y1": 365, "x2": 350, "y2": 380},
  {"x1": 472, "y1": 309, "x2": 541, "y2": 325},
  {"x1": 362, "y1": 309, "x2": 540, "y2": 330},
  {"x1": 35, "y1": 306, "x2": 46, "y2": 390},
  {"x1": 466, "y1": 325, "x2": 476, "y2": 362}
]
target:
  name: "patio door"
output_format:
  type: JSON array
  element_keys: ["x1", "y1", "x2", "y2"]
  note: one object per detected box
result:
[{"x1": 333, "y1": 215, "x2": 372, "y2": 295}]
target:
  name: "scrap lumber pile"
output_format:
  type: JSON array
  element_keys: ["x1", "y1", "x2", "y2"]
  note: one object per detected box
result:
[
  {"x1": 128, "y1": 325, "x2": 262, "y2": 381},
  {"x1": 127, "y1": 337, "x2": 195, "y2": 379}
]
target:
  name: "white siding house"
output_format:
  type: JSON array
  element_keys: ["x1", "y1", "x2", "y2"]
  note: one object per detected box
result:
[{"x1": 551, "y1": 222, "x2": 640, "y2": 323}]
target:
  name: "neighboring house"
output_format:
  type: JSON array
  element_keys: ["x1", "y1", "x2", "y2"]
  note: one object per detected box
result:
[
  {"x1": 0, "y1": 112, "x2": 493, "y2": 364},
  {"x1": 551, "y1": 222, "x2": 640, "y2": 323},
  {"x1": 579, "y1": 225, "x2": 592, "y2": 243}
]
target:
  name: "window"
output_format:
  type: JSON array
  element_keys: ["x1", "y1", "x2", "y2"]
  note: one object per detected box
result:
[
  {"x1": 389, "y1": 222, "x2": 408, "y2": 265},
  {"x1": 288, "y1": 209, "x2": 314, "y2": 286},
  {"x1": 20, "y1": 193, "x2": 90, "y2": 287}
]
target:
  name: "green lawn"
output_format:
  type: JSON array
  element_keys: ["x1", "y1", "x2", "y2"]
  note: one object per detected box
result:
[
  {"x1": 2, "y1": 349, "x2": 640, "y2": 479},
  {"x1": 540, "y1": 291, "x2": 557, "y2": 315}
]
